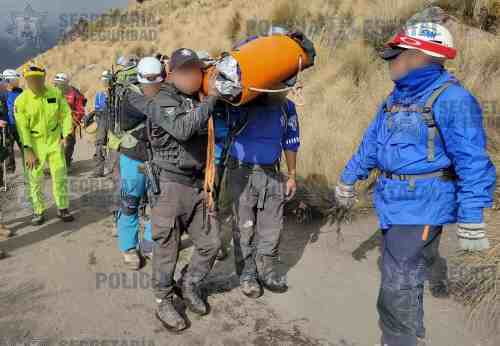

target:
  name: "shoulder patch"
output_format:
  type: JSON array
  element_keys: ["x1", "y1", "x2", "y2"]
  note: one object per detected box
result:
[{"x1": 161, "y1": 106, "x2": 177, "y2": 117}]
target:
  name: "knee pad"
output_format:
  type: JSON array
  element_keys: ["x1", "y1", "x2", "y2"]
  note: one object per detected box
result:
[{"x1": 121, "y1": 194, "x2": 140, "y2": 215}]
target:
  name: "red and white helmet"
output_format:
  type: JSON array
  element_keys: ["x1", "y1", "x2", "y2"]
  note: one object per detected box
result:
[{"x1": 386, "y1": 22, "x2": 456, "y2": 59}]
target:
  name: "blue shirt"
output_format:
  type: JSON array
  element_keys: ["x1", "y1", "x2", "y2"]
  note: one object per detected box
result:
[
  {"x1": 6, "y1": 88, "x2": 23, "y2": 125},
  {"x1": 226, "y1": 97, "x2": 300, "y2": 165},
  {"x1": 94, "y1": 91, "x2": 108, "y2": 112},
  {"x1": 340, "y1": 64, "x2": 496, "y2": 227}
]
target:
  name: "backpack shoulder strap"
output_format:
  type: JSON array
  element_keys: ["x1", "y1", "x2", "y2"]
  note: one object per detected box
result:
[{"x1": 421, "y1": 81, "x2": 454, "y2": 162}]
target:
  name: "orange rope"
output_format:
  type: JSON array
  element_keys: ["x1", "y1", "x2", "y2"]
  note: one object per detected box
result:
[{"x1": 204, "y1": 116, "x2": 216, "y2": 211}]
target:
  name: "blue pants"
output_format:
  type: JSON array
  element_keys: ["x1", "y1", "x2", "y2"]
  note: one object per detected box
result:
[
  {"x1": 116, "y1": 154, "x2": 153, "y2": 252},
  {"x1": 377, "y1": 225, "x2": 442, "y2": 346}
]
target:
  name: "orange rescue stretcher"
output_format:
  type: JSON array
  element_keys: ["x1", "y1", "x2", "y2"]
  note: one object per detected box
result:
[{"x1": 202, "y1": 33, "x2": 315, "y2": 106}]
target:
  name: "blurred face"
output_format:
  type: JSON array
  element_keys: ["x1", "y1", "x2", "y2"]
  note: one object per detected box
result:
[
  {"x1": 54, "y1": 82, "x2": 68, "y2": 92},
  {"x1": 388, "y1": 50, "x2": 431, "y2": 81},
  {"x1": 142, "y1": 82, "x2": 162, "y2": 98},
  {"x1": 170, "y1": 64, "x2": 203, "y2": 95},
  {"x1": 26, "y1": 75, "x2": 46, "y2": 94}
]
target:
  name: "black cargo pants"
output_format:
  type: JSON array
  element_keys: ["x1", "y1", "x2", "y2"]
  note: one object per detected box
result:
[
  {"x1": 227, "y1": 161, "x2": 285, "y2": 282},
  {"x1": 151, "y1": 173, "x2": 221, "y2": 300}
]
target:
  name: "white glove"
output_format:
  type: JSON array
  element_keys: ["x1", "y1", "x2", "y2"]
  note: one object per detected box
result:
[
  {"x1": 456, "y1": 223, "x2": 490, "y2": 252},
  {"x1": 334, "y1": 182, "x2": 356, "y2": 208}
]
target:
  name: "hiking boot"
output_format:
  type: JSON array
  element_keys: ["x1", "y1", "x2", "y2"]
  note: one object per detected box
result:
[
  {"x1": 240, "y1": 279, "x2": 263, "y2": 299},
  {"x1": 0, "y1": 224, "x2": 13, "y2": 240},
  {"x1": 31, "y1": 213, "x2": 45, "y2": 226},
  {"x1": 182, "y1": 281, "x2": 208, "y2": 316},
  {"x1": 257, "y1": 256, "x2": 288, "y2": 293},
  {"x1": 155, "y1": 296, "x2": 187, "y2": 332},
  {"x1": 123, "y1": 250, "x2": 141, "y2": 270},
  {"x1": 259, "y1": 271, "x2": 288, "y2": 293},
  {"x1": 57, "y1": 209, "x2": 74, "y2": 222},
  {"x1": 429, "y1": 280, "x2": 449, "y2": 299}
]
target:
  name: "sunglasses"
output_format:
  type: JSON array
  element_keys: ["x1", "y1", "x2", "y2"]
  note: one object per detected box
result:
[
  {"x1": 28, "y1": 66, "x2": 46, "y2": 73},
  {"x1": 138, "y1": 73, "x2": 163, "y2": 83}
]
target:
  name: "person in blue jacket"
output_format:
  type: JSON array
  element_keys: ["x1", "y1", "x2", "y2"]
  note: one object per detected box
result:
[
  {"x1": 2, "y1": 69, "x2": 24, "y2": 173},
  {"x1": 335, "y1": 23, "x2": 496, "y2": 346},
  {"x1": 113, "y1": 59, "x2": 158, "y2": 269}
]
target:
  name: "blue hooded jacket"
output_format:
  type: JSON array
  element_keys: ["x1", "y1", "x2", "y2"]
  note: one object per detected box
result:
[
  {"x1": 6, "y1": 87, "x2": 23, "y2": 126},
  {"x1": 340, "y1": 64, "x2": 496, "y2": 228}
]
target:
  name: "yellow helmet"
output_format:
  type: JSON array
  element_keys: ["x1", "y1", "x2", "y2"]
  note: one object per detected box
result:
[{"x1": 22, "y1": 63, "x2": 46, "y2": 78}]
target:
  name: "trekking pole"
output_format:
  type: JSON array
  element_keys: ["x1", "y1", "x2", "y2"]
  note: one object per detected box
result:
[{"x1": 1, "y1": 128, "x2": 7, "y2": 192}]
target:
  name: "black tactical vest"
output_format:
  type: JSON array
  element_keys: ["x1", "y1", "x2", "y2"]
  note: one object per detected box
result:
[{"x1": 149, "y1": 84, "x2": 208, "y2": 177}]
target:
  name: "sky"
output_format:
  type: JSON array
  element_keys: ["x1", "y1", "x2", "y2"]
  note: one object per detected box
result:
[{"x1": 0, "y1": 0, "x2": 130, "y2": 70}]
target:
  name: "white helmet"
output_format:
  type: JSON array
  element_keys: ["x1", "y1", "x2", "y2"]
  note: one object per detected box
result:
[
  {"x1": 137, "y1": 57, "x2": 164, "y2": 84},
  {"x1": 267, "y1": 25, "x2": 289, "y2": 36},
  {"x1": 2, "y1": 69, "x2": 21, "y2": 81},
  {"x1": 385, "y1": 22, "x2": 456, "y2": 59},
  {"x1": 54, "y1": 73, "x2": 69, "y2": 84},
  {"x1": 101, "y1": 70, "x2": 112, "y2": 81},
  {"x1": 116, "y1": 56, "x2": 128, "y2": 67}
]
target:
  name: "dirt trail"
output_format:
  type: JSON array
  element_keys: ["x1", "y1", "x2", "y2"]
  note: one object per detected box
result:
[{"x1": 0, "y1": 138, "x2": 493, "y2": 346}]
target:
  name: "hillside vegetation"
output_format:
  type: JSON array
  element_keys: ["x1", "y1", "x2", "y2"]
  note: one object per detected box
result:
[{"x1": 30, "y1": 0, "x2": 500, "y2": 187}]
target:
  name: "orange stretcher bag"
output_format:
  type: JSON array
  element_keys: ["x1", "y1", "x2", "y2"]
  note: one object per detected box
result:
[{"x1": 202, "y1": 33, "x2": 315, "y2": 106}]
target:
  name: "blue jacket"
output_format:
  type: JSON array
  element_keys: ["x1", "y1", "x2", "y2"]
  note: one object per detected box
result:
[
  {"x1": 94, "y1": 91, "x2": 108, "y2": 112},
  {"x1": 214, "y1": 114, "x2": 229, "y2": 166},
  {"x1": 225, "y1": 96, "x2": 300, "y2": 165},
  {"x1": 340, "y1": 64, "x2": 496, "y2": 228},
  {"x1": 6, "y1": 87, "x2": 23, "y2": 125}
]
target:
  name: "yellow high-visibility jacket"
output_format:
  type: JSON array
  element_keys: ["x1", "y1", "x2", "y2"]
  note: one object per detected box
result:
[{"x1": 15, "y1": 86, "x2": 73, "y2": 157}]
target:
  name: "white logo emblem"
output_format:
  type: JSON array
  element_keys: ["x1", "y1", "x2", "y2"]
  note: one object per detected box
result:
[
  {"x1": 7, "y1": 4, "x2": 48, "y2": 51},
  {"x1": 181, "y1": 49, "x2": 192, "y2": 56}
]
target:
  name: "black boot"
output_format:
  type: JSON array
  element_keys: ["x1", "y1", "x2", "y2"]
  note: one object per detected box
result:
[
  {"x1": 429, "y1": 280, "x2": 449, "y2": 299},
  {"x1": 57, "y1": 209, "x2": 74, "y2": 222},
  {"x1": 182, "y1": 280, "x2": 208, "y2": 316},
  {"x1": 257, "y1": 256, "x2": 288, "y2": 293},
  {"x1": 260, "y1": 271, "x2": 288, "y2": 293},
  {"x1": 155, "y1": 296, "x2": 187, "y2": 332},
  {"x1": 31, "y1": 213, "x2": 45, "y2": 226}
]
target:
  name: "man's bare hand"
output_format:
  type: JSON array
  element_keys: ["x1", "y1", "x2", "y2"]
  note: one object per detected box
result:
[
  {"x1": 0, "y1": 120, "x2": 7, "y2": 128},
  {"x1": 285, "y1": 177, "x2": 297, "y2": 201}
]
